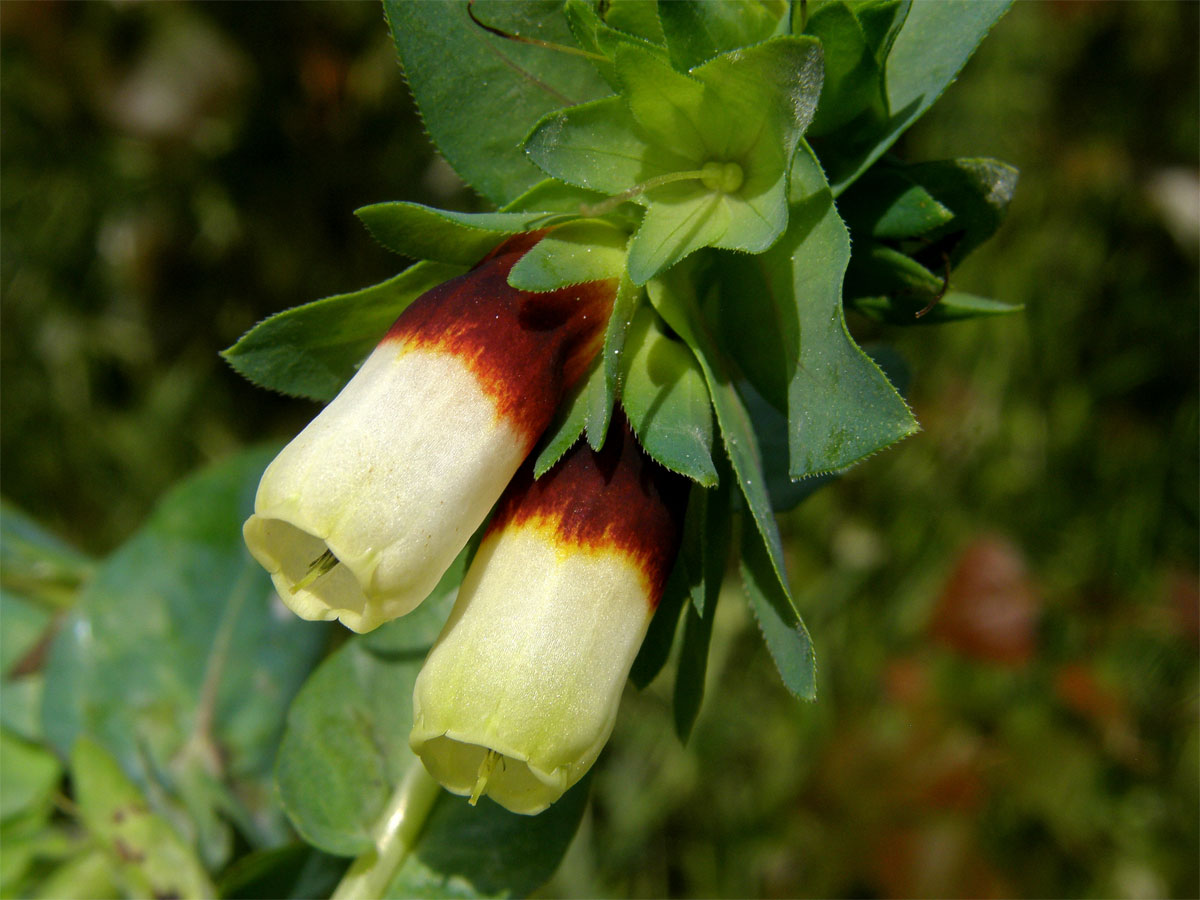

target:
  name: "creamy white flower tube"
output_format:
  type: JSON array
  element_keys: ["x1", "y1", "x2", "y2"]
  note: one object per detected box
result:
[
  {"x1": 410, "y1": 419, "x2": 687, "y2": 814},
  {"x1": 243, "y1": 233, "x2": 615, "y2": 632}
]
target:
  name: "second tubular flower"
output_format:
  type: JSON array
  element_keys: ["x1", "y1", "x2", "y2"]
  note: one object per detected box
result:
[
  {"x1": 410, "y1": 417, "x2": 688, "y2": 815},
  {"x1": 243, "y1": 232, "x2": 616, "y2": 632}
]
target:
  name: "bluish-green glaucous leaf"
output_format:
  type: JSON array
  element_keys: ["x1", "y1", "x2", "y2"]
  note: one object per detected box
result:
[{"x1": 41, "y1": 448, "x2": 327, "y2": 867}]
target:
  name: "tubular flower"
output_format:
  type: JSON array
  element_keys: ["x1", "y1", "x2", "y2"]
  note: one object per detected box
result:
[
  {"x1": 243, "y1": 232, "x2": 616, "y2": 632},
  {"x1": 410, "y1": 417, "x2": 688, "y2": 814}
]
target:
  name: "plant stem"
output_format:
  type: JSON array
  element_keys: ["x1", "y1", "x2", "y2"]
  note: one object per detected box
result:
[{"x1": 331, "y1": 764, "x2": 442, "y2": 900}]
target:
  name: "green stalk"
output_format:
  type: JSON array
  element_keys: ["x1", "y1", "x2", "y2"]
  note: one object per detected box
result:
[{"x1": 331, "y1": 764, "x2": 442, "y2": 900}]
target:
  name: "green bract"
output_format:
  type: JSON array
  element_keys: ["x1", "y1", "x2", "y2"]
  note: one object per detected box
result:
[{"x1": 525, "y1": 36, "x2": 823, "y2": 283}]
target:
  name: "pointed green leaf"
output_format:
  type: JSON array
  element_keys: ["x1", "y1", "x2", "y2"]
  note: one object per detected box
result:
[
  {"x1": 223, "y1": 261, "x2": 464, "y2": 402},
  {"x1": 564, "y1": 0, "x2": 667, "y2": 91},
  {"x1": 659, "y1": 0, "x2": 786, "y2": 71},
  {"x1": 903, "y1": 157, "x2": 1020, "y2": 263},
  {"x1": 385, "y1": 0, "x2": 610, "y2": 205},
  {"x1": 815, "y1": 0, "x2": 1010, "y2": 192},
  {"x1": 587, "y1": 273, "x2": 641, "y2": 449},
  {"x1": 627, "y1": 188, "x2": 726, "y2": 285},
  {"x1": 532, "y1": 360, "x2": 601, "y2": 477},
  {"x1": 673, "y1": 580, "x2": 716, "y2": 741},
  {"x1": 853, "y1": 290, "x2": 1023, "y2": 325},
  {"x1": 781, "y1": 145, "x2": 919, "y2": 476},
  {"x1": 670, "y1": 468, "x2": 732, "y2": 739},
  {"x1": 803, "y1": 1, "x2": 888, "y2": 137},
  {"x1": 740, "y1": 524, "x2": 816, "y2": 700},
  {"x1": 507, "y1": 220, "x2": 628, "y2": 292},
  {"x1": 0, "y1": 502, "x2": 92, "y2": 606},
  {"x1": 837, "y1": 165, "x2": 955, "y2": 239},
  {"x1": 604, "y1": 0, "x2": 666, "y2": 43},
  {"x1": 70, "y1": 736, "x2": 215, "y2": 900},
  {"x1": 646, "y1": 270, "x2": 793, "y2": 611},
  {"x1": 525, "y1": 96, "x2": 672, "y2": 196},
  {"x1": 356, "y1": 203, "x2": 571, "y2": 266},
  {"x1": 852, "y1": 0, "x2": 911, "y2": 65},
  {"x1": 620, "y1": 304, "x2": 717, "y2": 484},
  {"x1": 628, "y1": 550, "x2": 689, "y2": 689},
  {"x1": 41, "y1": 449, "x2": 327, "y2": 865}
]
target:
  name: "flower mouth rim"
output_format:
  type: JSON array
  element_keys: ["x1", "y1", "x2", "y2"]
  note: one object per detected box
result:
[
  {"x1": 242, "y1": 513, "x2": 388, "y2": 633},
  {"x1": 410, "y1": 729, "x2": 571, "y2": 815}
]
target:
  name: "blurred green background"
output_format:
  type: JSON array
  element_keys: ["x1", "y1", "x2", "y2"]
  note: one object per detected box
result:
[{"x1": 2, "y1": 1, "x2": 1196, "y2": 898}]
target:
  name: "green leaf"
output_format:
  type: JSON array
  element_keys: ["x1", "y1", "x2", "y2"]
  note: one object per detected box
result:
[
  {"x1": 740, "y1": 523, "x2": 817, "y2": 700},
  {"x1": 587, "y1": 273, "x2": 641, "y2": 449},
  {"x1": 69, "y1": 736, "x2": 216, "y2": 900},
  {"x1": 814, "y1": 0, "x2": 1010, "y2": 192},
  {"x1": 659, "y1": 0, "x2": 786, "y2": 71},
  {"x1": 564, "y1": 0, "x2": 667, "y2": 91},
  {"x1": 525, "y1": 96, "x2": 671, "y2": 196},
  {"x1": 276, "y1": 549, "x2": 588, "y2": 897},
  {"x1": 852, "y1": 0, "x2": 911, "y2": 66},
  {"x1": 780, "y1": 144, "x2": 919, "y2": 476},
  {"x1": 41, "y1": 448, "x2": 327, "y2": 867},
  {"x1": 645, "y1": 269, "x2": 794, "y2": 616},
  {"x1": 628, "y1": 553, "x2": 689, "y2": 689},
  {"x1": 528, "y1": 37, "x2": 823, "y2": 283},
  {"x1": 385, "y1": 0, "x2": 611, "y2": 206},
  {"x1": 620, "y1": 304, "x2": 717, "y2": 484},
  {"x1": 223, "y1": 261, "x2": 464, "y2": 402},
  {"x1": 275, "y1": 553, "x2": 464, "y2": 856},
  {"x1": 356, "y1": 203, "x2": 572, "y2": 266},
  {"x1": 0, "y1": 731, "x2": 60, "y2": 823},
  {"x1": 531, "y1": 360, "x2": 599, "y2": 477},
  {"x1": 382, "y1": 783, "x2": 590, "y2": 899},
  {"x1": 672, "y1": 473, "x2": 730, "y2": 740},
  {"x1": 836, "y1": 165, "x2": 955, "y2": 240},
  {"x1": 507, "y1": 219, "x2": 628, "y2": 292},
  {"x1": 217, "y1": 843, "x2": 349, "y2": 900},
  {"x1": 673, "y1": 587, "x2": 716, "y2": 742},
  {"x1": 604, "y1": 0, "x2": 665, "y2": 44},
  {"x1": 0, "y1": 502, "x2": 92, "y2": 606},
  {"x1": 503, "y1": 179, "x2": 611, "y2": 217},
  {"x1": 737, "y1": 380, "x2": 835, "y2": 512},
  {"x1": 802, "y1": 1, "x2": 888, "y2": 137},
  {"x1": 853, "y1": 290, "x2": 1023, "y2": 325},
  {"x1": 1, "y1": 592, "x2": 52, "y2": 743},
  {"x1": 902, "y1": 157, "x2": 1020, "y2": 263}
]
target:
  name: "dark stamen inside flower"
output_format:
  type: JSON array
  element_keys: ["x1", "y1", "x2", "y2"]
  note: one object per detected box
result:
[{"x1": 290, "y1": 548, "x2": 340, "y2": 594}]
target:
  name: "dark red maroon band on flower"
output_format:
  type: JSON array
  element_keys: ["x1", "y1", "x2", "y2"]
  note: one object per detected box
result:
[
  {"x1": 385, "y1": 232, "x2": 617, "y2": 447},
  {"x1": 487, "y1": 416, "x2": 689, "y2": 604}
]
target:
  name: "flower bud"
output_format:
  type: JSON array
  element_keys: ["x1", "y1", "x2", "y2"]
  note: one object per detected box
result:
[
  {"x1": 243, "y1": 233, "x2": 616, "y2": 632},
  {"x1": 410, "y1": 418, "x2": 687, "y2": 814}
]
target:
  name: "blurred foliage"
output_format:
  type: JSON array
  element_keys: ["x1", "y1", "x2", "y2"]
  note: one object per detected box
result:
[{"x1": 1, "y1": 1, "x2": 1196, "y2": 899}]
